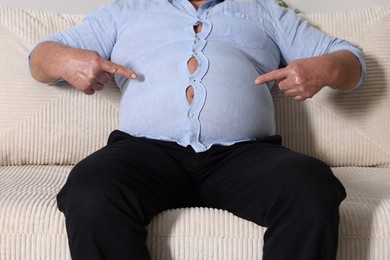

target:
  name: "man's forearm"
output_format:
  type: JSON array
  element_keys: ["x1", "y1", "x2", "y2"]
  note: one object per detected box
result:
[
  {"x1": 325, "y1": 50, "x2": 363, "y2": 91},
  {"x1": 29, "y1": 41, "x2": 69, "y2": 83}
]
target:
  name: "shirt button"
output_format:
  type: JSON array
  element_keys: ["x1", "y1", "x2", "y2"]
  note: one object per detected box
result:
[
  {"x1": 189, "y1": 112, "x2": 195, "y2": 118},
  {"x1": 241, "y1": 13, "x2": 247, "y2": 19}
]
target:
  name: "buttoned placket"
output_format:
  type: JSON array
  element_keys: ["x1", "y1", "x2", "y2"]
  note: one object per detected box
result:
[{"x1": 171, "y1": 0, "x2": 217, "y2": 152}]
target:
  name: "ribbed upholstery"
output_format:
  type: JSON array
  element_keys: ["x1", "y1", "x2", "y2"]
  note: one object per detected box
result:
[
  {"x1": 147, "y1": 208, "x2": 265, "y2": 260},
  {"x1": 0, "y1": 4, "x2": 389, "y2": 260},
  {"x1": 0, "y1": 165, "x2": 71, "y2": 260},
  {"x1": 1, "y1": 166, "x2": 389, "y2": 259}
]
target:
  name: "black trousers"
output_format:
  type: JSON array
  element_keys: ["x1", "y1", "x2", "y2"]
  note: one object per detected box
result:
[{"x1": 57, "y1": 130, "x2": 346, "y2": 260}]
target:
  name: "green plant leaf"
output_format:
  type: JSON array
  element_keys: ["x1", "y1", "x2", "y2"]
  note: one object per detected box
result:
[{"x1": 274, "y1": 0, "x2": 301, "y2": 14}]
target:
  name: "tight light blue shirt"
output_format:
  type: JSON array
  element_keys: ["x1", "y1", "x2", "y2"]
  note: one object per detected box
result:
[{"x1": 35, "y1": 0, "x2": 365, "y2": 152}]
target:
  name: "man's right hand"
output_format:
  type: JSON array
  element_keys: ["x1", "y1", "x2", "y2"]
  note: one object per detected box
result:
[{"x1": 29, "y1": 41, "x2": 137, "y2": 95}]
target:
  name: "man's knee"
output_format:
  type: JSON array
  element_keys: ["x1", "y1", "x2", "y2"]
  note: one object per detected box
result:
[
  {"x1": 274, "y1": 154, "x2": 346, "y2": 207},
  {"x1": 57, "y1": 159, "x2": 105, "y2": 214},
  {"x1": 282, "y1": 154, "x2": 346, "y2": 216},
  {"x1": 56, "y1": 152, "x2": 161, "y2": 228}
]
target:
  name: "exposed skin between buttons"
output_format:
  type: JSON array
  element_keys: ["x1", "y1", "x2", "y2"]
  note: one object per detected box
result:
[{"x1": 186, "y1": 1, "x2": 205, "y2": 105}]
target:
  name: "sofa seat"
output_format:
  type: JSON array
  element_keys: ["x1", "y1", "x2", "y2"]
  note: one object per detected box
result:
[{"x1": 1, "y1": 165, "x2": 389, "y2": 259}]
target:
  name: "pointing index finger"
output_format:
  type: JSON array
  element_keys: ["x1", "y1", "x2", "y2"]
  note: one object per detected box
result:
[
  {"x1": 102, "y1": 60, "x2": 137, "y2": 79},
  {"x1": 255, "y1": 68, "x2": 288, "y2": 85}
]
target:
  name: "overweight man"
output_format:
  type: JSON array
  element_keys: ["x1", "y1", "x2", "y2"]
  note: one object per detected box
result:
[{"x1": 29, "y1": 0, "x2": 365, "y2": 259}]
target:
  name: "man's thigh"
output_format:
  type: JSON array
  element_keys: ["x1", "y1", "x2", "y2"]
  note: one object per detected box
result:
[
  {"x1": 58, "y1": 130, "x2": 199, "y2": 221},
  {"x1": 198, "y1": 138, "x2": 345, "y2": 227}
]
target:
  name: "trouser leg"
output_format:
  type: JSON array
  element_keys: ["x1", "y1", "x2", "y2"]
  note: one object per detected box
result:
[
  {"x1": 57, "y1": 131, "x2": 198, "y2": 260},
  {"x1": 198, "y1": 138, "x2": 346, "y2": 260}
]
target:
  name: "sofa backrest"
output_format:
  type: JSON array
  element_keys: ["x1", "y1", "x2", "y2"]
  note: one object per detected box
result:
[{"x1": 0, "y1": 5, "x2": 389, "y2": 167}]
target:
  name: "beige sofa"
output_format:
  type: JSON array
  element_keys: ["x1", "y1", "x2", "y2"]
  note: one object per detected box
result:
[{"x1": 1, "y1": 4, "x2": 389, "y2": 260}]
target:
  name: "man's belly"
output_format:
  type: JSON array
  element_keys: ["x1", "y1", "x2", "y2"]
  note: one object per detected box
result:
[
  {"x1": 198, "y1": 47, "x2": 276, "y2": 145},
  {"x1": 117, "y1": 43, "x2": 276, "y2": 151}
]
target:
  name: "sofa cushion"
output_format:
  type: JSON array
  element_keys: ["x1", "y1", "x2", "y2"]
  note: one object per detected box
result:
[
  {"x1": 333, "y1": 167, "x2": 390, "y2": 259},
  {"x1": 0, "y1": 165, "x2": 71, "y2": 259},
  {"x1": 0, "y1": 5, "x2": 389, "y2": 167},
  {"x1": 1, "y1": 165, "x2": 389, "y2": 259}
]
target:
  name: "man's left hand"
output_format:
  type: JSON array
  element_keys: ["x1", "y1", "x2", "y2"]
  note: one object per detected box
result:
[
  {"x1": 254, "y1": 56, "x2": 332, "y2": 101},
  {"x1": 255, "y1": 51, "x2": 362, "y2": 101}
]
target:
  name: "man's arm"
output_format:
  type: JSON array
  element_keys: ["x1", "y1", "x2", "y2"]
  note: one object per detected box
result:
[
  {"x1": 255, "y1": 50, "x2": 362, "y2": 101},
  {"x1": 29, "y1": 41, "x2": 136, "y2": 95}
]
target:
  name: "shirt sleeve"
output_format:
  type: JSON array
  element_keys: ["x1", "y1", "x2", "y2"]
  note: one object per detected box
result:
[
  {"x1": 261, "y1": 0, "x2": 366, "y2": 87},
  {"x1": 29, "y1": 1, "x2": 121, "y2": 61}
]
